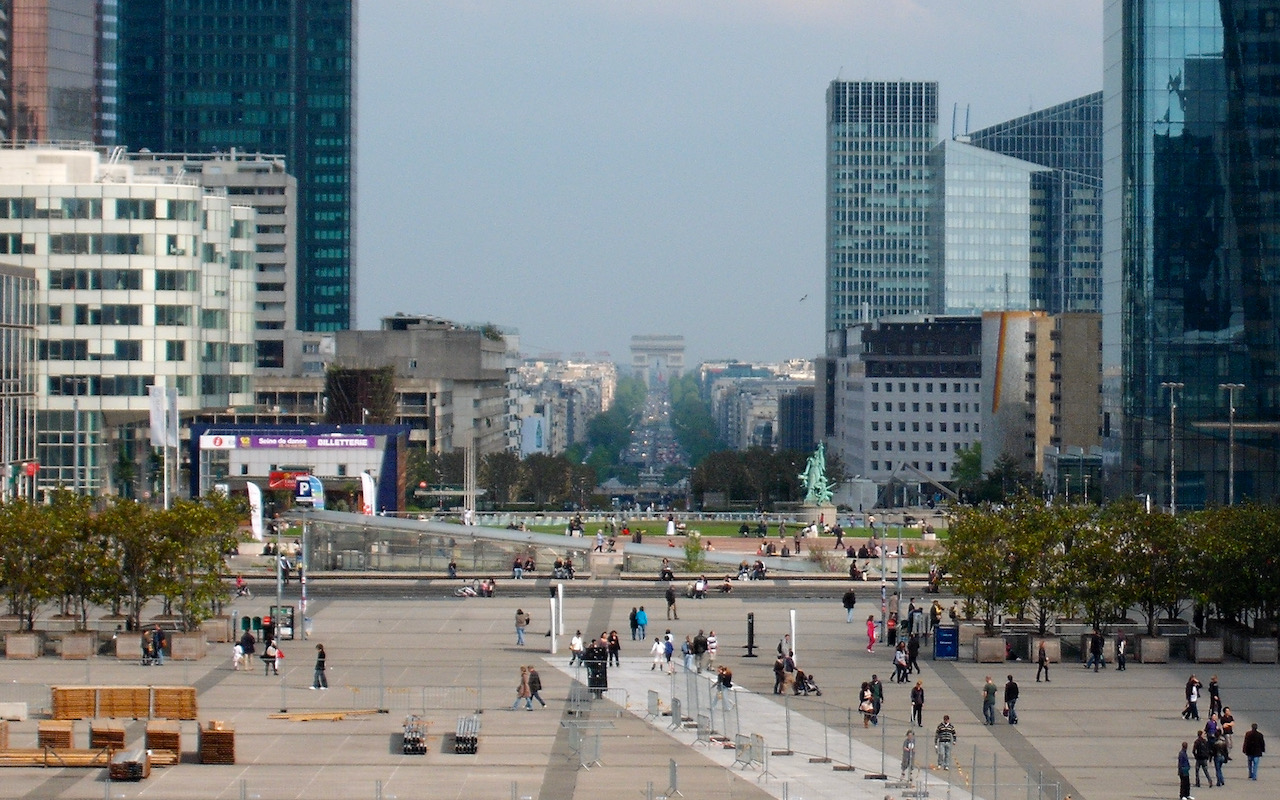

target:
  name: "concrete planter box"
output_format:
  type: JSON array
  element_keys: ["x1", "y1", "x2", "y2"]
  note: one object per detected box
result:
[
  {"x1": 1030, "y1": 636, "x2": 1061, "y2": 663},
  {"x1": 1245, "y1": 637, "x2": 1278, "y2": 664},
  {"x1": 41, "y1": 617, "x2": 80, "y2": 633},
  {"x1": 956, "y1": 622, "x2": 986, "y2": 648},
  {"x1": 0, "y1": 617, "x2": 22, "y2": 633},
  {"x1": 4, "y1": 632, "x2": 41, "y2": 659},
  {"x1": 116, "y1": 635, "x2": 147, "y2": 661},
  {"x1": 202, "y1": 616, "x2": 234, "y2": 643},
  {"x1": 974, "y1": 635, "x2": 1006, "y2": 663},
  {"x1": 169, "y1": 632, "x2": 206, "y2": 661},
  {"x1": 1078, "y1": 634, "x2": 1115, "y2": 664},
  {"x1": 1190, "y1": 636, "x2": 1223, "y2": 663},
  {"x1": 59, "y1": 632, "x2": 95, "y2": 660},
  {"x1": 1136, "y1": 635, "x2": 1169, "y2": 663}
]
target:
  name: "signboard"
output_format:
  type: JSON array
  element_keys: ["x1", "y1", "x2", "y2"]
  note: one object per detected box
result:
[
  {"x1": 269, "y1": 471, "x2": 308, "y2": 490},
  {"x1": 520, "y1": 415, "x2": 548, "y2": 457},
  {"x1": 294, "y1": 475, "x2": 325, "y2": 510},
  {"x1": 200, "y1": 434, "x2": 376, "y2": 450},
  {"x1": 24, "y1": 462, "x2": 39, "y2": 477}
]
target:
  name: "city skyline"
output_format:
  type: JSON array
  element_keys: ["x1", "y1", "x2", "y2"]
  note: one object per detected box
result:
[{"x1": 355, "y1": 1, "x2": 1103, "y2": 365}]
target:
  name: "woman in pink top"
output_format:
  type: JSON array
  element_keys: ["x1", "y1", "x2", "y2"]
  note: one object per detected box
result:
[{"x1": 866, "y1": 615, "x2": 877, "y2": 653}]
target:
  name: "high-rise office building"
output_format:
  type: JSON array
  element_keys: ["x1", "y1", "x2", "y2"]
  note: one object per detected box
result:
[
  {"x1": 826, "y1": 80, "x2": 938, "y2": 330},
  {"x1": 4, "y1": 0, "x2": 118, "y2": 144},
  {"x1": 1103, "y1": 1, "x2": 1280, "y2": 505},
  {"x1": 968, "y1": 93, "x2": 1103, "y2": 314},
  {"x1": 117, "y1": 0, "x2": 354, "y2": 332}
]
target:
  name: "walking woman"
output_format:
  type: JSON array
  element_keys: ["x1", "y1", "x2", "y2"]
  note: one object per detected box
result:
[
  {"x1": 607, "y1": 630, "x2": 622, "y2": 666},
  {"x1": 866, "y1": 615, "x2": 877, "y2": 653},
  {"x1": 511, "y1": 665, "x2": 532, "y2": 711},
  {"x1": 858, "y1": 681, "x2": 875, "y2": 728},
  {"x1": 311, "y1": 644, "x2": 328, "y2": 690},
  {"x1": 650, "y1": 637, "x2": 665, "y2": 671}
]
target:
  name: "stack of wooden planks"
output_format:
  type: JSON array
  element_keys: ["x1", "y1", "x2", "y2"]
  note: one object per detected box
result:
[
  {"x1": 144, "y1": 720, "x2": 180, "y2": 757},
  {"x1": 98, "y1": 686, "x2": 150, "y2": 719},
  {"x1": 152, "y1": 686, "x2": 197, "y2": 720},
  {"x1": 107, "y1": 748, "x2": 150, "y2": 781},
  {"x1": 89, "y1": 722, "x2": 125, "y2": 751},
  {"x1": 198, "y1": 722, "x2": 234, "y2": 764},
  {"x1": 37, "y1": 720, "x2": 74, "y2": 749},
  {"x1": 50, "y1": 688, "x2": 95, "y2": 720}
]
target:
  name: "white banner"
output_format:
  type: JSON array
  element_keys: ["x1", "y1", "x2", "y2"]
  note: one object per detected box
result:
[
  {"x1": 166, "y1": 387, "x2": 179, "y2": 448},
  {"x1": 148, "y1": 385, "x2": 167, "y2": 448},
  {"x1": 360, "y1": 471, "x2": 376, "y2": 516},
  {"x1": 247, "y1": 482, "x2": 264, "y2": 540}
]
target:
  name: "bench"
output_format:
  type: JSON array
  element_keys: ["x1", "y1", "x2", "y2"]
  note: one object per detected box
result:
[
  {"x1": 454, "y1": 714, "x2": 481, "y2": 754},
  {"x1": 402, "y1": 715, "x2": 428, "y2": 755}
]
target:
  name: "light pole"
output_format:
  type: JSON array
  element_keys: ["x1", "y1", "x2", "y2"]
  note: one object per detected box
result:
[
  {"x1": 1219, "y1": 383, "x2": 1244, "y2": 506},
  {"x1": 1160, "y1": 382, "x2": 1185, "y2": 515}
]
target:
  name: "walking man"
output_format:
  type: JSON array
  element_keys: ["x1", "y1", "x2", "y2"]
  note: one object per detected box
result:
[
  {"x1": 982, "y1": 676, "x2": 998, "y2": 726},
  {"x1": 934, "y1": 714, "x2": 956, "y2": 770},
  {"x1": 1178, "y1": 741, "x2": 1192, "y2": 800},
  {"x1": 1086, "y1": 629, "x2": 1104, "y2": 671},
  {"x1": 665, "y1": 585, "x2": 678, "y2": 620},
  {"x1": 636, "y1": 606, "x2": 648, "y2": 639},
  {"x1": 910, "y1": 680, "x2": 925, "y2": 727},
  {"x1": 1115, "y1": 631, "x2": 1128, "y2": 671},
  {"x1": 843, "y1": 588, "x2": 857, "y2": 623},
  {"x1": 1003, "y1": 675, "x2": 1019, "y2": 724},
  {"x1": 1243, "y1": 722, "x2": 1265, "y2": 780},
  {"x1": 900, "y1": 730, "x2": 916, "y2": 780},
  {"x1": 1192, "y1": 730, "x2": 1213, "y2": 788},
  {"x1": 515, "y1": 608, "x2": 529, "y2": 646}
]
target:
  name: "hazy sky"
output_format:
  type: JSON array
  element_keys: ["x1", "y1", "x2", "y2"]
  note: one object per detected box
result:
[{"x1": 356, "y1": 1, "x2": 1103, "y2": 365}]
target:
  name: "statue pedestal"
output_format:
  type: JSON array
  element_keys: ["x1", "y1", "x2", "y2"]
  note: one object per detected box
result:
[{"x1": 802, "y1": 504, "x2": 839, "y2": 529}]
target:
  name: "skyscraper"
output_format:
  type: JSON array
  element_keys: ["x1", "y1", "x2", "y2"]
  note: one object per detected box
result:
[
  {"x1": 117, "y1": 0, "x2": 355, "y2": 333},
  {"x1": 1103, "y1": 0, "x2": 1280, "y2": 505},
  {"x1": 826, "y1": 81, "x2": 938, "y2": 330}
]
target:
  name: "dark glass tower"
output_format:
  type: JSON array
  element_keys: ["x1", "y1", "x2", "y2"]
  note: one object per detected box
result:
[
  {"x1": 117, "y1": 0, "x2": 355, "y2": 332},
  {"x1": 1103, "y1": 0, "x2": 1280, "y2": 505}
]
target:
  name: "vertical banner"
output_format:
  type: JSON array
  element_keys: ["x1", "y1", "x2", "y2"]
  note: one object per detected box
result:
[
  {"x1": 306, "y1": 475, "x2": 326, "y2": 511},
  {"x1": 148, "y1": 385, "x2": 167, "y2": 448},
  {"x1": 360, "y1": 471, "x2": 376, "y2": 515},
  {"x1": 166, "y1": 387, "x2": 180, "y2": 448},
  {"x1": 247, "y1": 482, "x2": 264, "y2": 540}
]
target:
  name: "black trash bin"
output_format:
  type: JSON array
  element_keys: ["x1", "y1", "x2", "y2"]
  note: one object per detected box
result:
[{"x1": 582, "y1": 641, "x2": 609, "y2": 696}]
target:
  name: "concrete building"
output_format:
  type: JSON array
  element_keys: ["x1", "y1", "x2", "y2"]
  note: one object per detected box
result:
[
  {"x1": 827, "y1": 317, "x2": 982, "y2": 494},
  {"x1": 981, "y1": 311, "x2": 1102, "y2": 478},
  {"x1": 0, "y1": 146, "x2": 255, "y2": 495},
  {"x1": 0, "y1": 262, "x2": 37, "y2": 500},
  {"x1": 128, "y1": 152, "x2": 298, "y2": 372},
  {"x1": 516, "y1": 359, "x2": 618, "y2": 455},
  {"x1": 777, "y1": 386, "x2": 815, "y2": 453},
  {"x1": 826, "y1": 80, "x2": 938, "y2": 328}
]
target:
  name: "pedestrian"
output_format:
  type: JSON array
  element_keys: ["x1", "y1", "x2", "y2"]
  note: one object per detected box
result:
[
  {"x1": 705, "y1": 630, "x2": 718, "y2": 669},
  {"x1": 239, "y1": 629, "x2": 256, "y2": 666},
  {"x1": 887, "y1": 611, "x2": 898, "y2": 646},
  {"x1": 232, "y1": 641, "x2": 245, "y2": 671},
  {"x1": 511, "y1": 665, "x2": 532, "y2": 711},
  {"x1": 1212, "y1": 728, "x2": 1228, "y2": 786},
  {"x1": 892, "y1": 643, "x2": 909, "y2": 683},
  {"x1": 1178, "y1": 741, "x2": 1192, "y2": 800},
  {"x1": 607, "y1": 630, "x2": 621, "y2": 666},
  {"x1": 636, "y1": 606, "x2": 648, "y2": 639},
  {"x1": 711, "y1": 666, "x2": 734, "y2": 710},
  {"x1": 1243, "y1": 722, "x2": 1265, "y2": 780},
  {"x1": 1003, "y1": 675, "x2": 1019, "y2": 724},
  {"x1": 910, "y1": 680, "x2": 925, "y2": 727},
  {"x1": 569, "y1": 630, "x2": 584, "y2": 666},
  {"x1": 1086, "y1": 629, "x2": 1104, "y2": 671},
  {"x1": 982, "y1": 675, "x2": 998, "y2": 725},
  {"x1": 1036, "y1": 640, "x2": 1050, "y2": 682},
  {"x1": 777, "y1": 633, "x2": 791, "y2": 656},
  {"x1": 858, "y1": 681, "x2": 874, "y2": 727},
  {"x1": 934, "y1": 714, "x2": 956, "y2": 770},
  {"x1": 773, "y1": 653, "x2": 786, "y2": 694},
  {"x1": 869, "y1": 674, "x2": 884, "y2": 725},
  {"x1": 900, "y1": 729, "x2": 916, "y2": 779},
  {"x1": 515, "y1": 608, "x2": 530, "y2": 646},
  {"x1": 1184, "y1": 674, "x2": 1202, "y2": 720},
  {"x1": 629, "y1": 607, "x2": 640, "y2": 640},
  {"x1": 1220, "y1": 705, "x2": 1236, "y2": 750},
  {"x1": 833, "y1": 523, "x2": 845, "y2": 550},
  {"x1": 528, "y1": 665, "x2": 547, "y2": 708},
  {"x1": 663, "y1": 631, "x2": 675, "y2": 673},
  {"x1": 1207, "y1": 675, "x2": 1222, "y2": 715},
  {"x1": 693, "y1": 629, "x2": 708, "y2": 672},
  {"x1": 262, "y1": 639, "x2": 279, "y2": 676},
  {"x1": 843, "y1": 588, "x2": 858, "y2": 623},
  {"x1": 907, "y1": 632, "x2": 921, "y2": 674},
  {"x1": 650, "y1": 637, "x2": 665, "y2": 670},
  {"x1": 1192, "y1": 730, "x2": 1213, "y2": 788},
  {"x1": 666, "y1": 585, "x2": 678, "y2": 620},
  {"x1": 866, "y1": 615, "x2": 877, "y2": 653},
  {"x1": 151, "y1": 625, "x2": 167, "y2": 667},
  {"x1": 1115, "y1": 631, "x2": 1127, "y2": 671},
  {"x1": 310, "y1": 643, "x2": 328, "y2": 690},
  {"x1": 681, "y1": 635, "x2": 695, "y2": 672},
  {"x1": 904, "y1": 599, "x2": 917, "y2": 636}
]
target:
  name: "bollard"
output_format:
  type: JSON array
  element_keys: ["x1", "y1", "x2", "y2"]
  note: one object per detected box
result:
[{"x1": 745, "y1": 613, "x2": 758, "y2": 657}]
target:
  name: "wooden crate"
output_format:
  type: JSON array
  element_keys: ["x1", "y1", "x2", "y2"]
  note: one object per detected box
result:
[
  {"x1": 98, "y1": 686, "x2": 150, "y2": 719},
  {"x1": 90, "y1": 722, "x2": 126, "y2": 750},
  {"x1": 0, "y1": 720, "x2": 8, "y2": 749},
  {"x1": 51, "y1": 687, "x2": 96, "y2": 720},
  {"x1": 144, "y1": 720, "x2": 180, "y2": 756},
  {"x1": 108, "y1": 748, "x2": 151, "y2": 781},
  {"x1": 151, "y1": 686, "x2": 197, "y2": 720},
  {"x1": 198, "y1": 722, "x2": 234, "y2": 765},
  {"x1": 37, "y1": 720, "x2": 74, "y2": 749}
]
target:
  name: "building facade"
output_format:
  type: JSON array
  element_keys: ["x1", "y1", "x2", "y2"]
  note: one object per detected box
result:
[
  {"x1": 1103, "y1": 0, "x2": 1280, "y2": 505},
  {"x1": 0, "y1": 147, "x2": 255, "y2": 495},
  {"x1": 0, "y1": 261, "x2": 37, "y2": 499},
  {"x1": 826, "y1": 80, "x2": 938, "y2": 328},
  {"x1": 117, "y1": 0, "x2": 354, "y2": 332}
]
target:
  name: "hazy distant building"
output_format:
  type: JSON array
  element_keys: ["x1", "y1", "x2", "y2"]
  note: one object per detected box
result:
[
  {"x1": 777, "y1": 386, "x2": 816, "y2": 453},
  {"x1": 630, "y1": 334, "x2": 684, "y2": 387},
  {"x1": 826, "y1": 80, "x2": 938, "y2": 329}
]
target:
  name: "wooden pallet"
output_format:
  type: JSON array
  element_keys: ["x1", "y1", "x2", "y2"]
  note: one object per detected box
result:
[
  {"x1": 89, "y1": 722, "x2": 125, "y2": 751},
  {"x1": 144, "y1": 720, "x2": 180, "y2": 756},
  {"x1": 98, "y1": 686, "x2": 149, "y2": 719},
  {"x1": 37, "y1": 721, "x2": 74, "y2": 750},
  {"x1": 51, "y1": 687, "x2": 95, "y2": 720},
  {"x1": 198, "y1": 722, "x2": 234, "y2": 764},
  {"x1": 152, "y1": 686, "x2": 197, "y2": 720}
]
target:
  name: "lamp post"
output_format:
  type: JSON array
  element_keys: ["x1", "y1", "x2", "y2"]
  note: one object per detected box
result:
[
  {"x1": 1219, "y1": 383, "x2": 1245, "y2": 506},
  {"x1": 1160, "y1": 382, "x2": 1185, "y2": 515}
]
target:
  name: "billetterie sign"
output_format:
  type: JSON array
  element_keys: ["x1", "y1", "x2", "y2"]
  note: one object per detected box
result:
[{"x1": 200, "y1": 434, "x2": 376, "y2": 450}]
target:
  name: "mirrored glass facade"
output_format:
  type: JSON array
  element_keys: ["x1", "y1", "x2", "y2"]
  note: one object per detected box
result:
[
  {"x1": 1103, "y1": 0, "x2": 1280, "y2": 505},
  {"x1": 117, "y1": 0, "x2": 354, "y2": 333},
  {"x1": 826, "y1": 81, "x2": 937, "y2": 330}
]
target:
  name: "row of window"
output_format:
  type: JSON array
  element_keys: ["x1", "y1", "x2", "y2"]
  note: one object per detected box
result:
[
  {"x1": 47, "y1": 374, "x2": 249, "y2": 397},
  {"x1": 871, "y1": 401, "x2": 980, "y2": 414},
  {"x1": 44, "y1": 304, "x2": 233, "y2": 328},
  {"x1": 871, "y1": 416, "x2": 974, "y2": 432},
  {"x1": 872, "y1": 382, "x2": 979, "y2": 394},
  {"x1": 0, "y1": 198, "x2": 200, "y2": 222},
  {"x1": 870, "y1": 460, "x2": 946, "y2": 473},
  {"x1": 870, "y1": 434, "x2": 973, "y2": 452},
  {"x1": 47, "y1": 269, "x2": 199, "y2": 291},
  {"x1": 39, "y1": 339, "x2": 248, "y2": 362}
]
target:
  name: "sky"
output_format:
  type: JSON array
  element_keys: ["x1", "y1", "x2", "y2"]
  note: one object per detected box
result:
[{"x1": 355, "y1": 1, "x2": 1103, "y2": 366}]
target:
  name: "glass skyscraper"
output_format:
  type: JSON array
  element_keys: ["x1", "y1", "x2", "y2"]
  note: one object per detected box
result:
[
  {"x1": 1103, "y1": 0, "x2": 1280, "y2": 505},
  {"x1": 117, "y1": 0, "x2": 355, "y2": 333},
  {"x1": 826, "y1": 80, "x2": 937, "y2": 330}
]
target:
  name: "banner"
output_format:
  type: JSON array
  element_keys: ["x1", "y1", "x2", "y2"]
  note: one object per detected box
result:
[
  {"x1": 307, "y1": 475, "x2": 326, "y2": 511},
  {"x1": 148, "y1": 385, "x2": 167, "y2": 448},
  {"x1": 246, "y1": 482, "x2": 264, "y2": 540},
  {"x1": 360, "y1": 471, "x2": 376, "y2": 515}
]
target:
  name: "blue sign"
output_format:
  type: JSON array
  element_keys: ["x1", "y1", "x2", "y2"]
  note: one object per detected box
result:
[{"x1": 293, "y1": 475, "x2": 326, "y2": 510}]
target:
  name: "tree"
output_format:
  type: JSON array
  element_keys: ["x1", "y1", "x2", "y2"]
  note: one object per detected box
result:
[
  {"x1": 0, "y1": 501, "x2": 61, "y2": 629},
  {"x1": 522, "y1": 454, "x2": 571, "y2": 508},
  {"x1": 940, "y1": 504, "x2": 1017, "y2": 634},
  {"x1": 479, "y1": 451, "x2": 522, "y2": 506},
  {"x1": 951, "y1": 444, "x2": 983, "y2": 501},
  {"x1": 1104, "y1": 501, "x2": 1191, "y2": 635}
]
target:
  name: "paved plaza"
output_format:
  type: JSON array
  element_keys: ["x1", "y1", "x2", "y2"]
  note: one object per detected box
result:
[{"x1": 1, "y1": 579, "x2": 1278, "y2": 800}]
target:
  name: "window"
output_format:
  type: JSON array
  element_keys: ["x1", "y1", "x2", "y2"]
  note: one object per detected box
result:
[
  {"x1": 926, "y1": 462, "x2": 933, "y2": 472},
  {"x1": 156, "y1": 270, "x2": 198, "y2": 291},
  {"x1": 926, "y1": 403, "x2": 933, "y2": 412},
  {"x1": 74, "y1": 305, "x2": 141, "y2": 325},
  {"x1": 115, "y1": 199, "x2": 156, "y2": 220},
  {"x1": 115, "y1": 340, "x2": 142, "y2": 361},
  {"x1": 337, "y1": 464, "x2": 347, "y2": 477},
  {"x1": 871, "y1": 461, "x2": 879, "y2": 471},
  {"x1": 912, "y1": 422, "x2": 920, "y2": 432},
  {"x1": 940, "y1": 422, "x2": 947, "y2": 431},
  {"x1": 872, "y1": 383, "x2": 880, "y2": 392},
  {"x1": 912, "y1": 442, "x2": 920, "y2": 451},
  {"x1": 165, "y1": 341, "x2": 186, "y2": 361},
  {"x1": 941, "y1": 442, "x2": 947, "y2": 452},
  {"x1": 871, "y1": 402, "x2": 879, "y2": 411},
  {"x1": 898, "y1": 422, "x2": 906, "y2": 432},
  {"x1": 871, "y1": 441, "x2": 879, "y2": 450},
  {"x1": 912, "y1": 403, "x2": 920, "y2": 412},
  {"x1": 898, "y1": 403, "x2": 906, "y2": 412},
  {"x1": 925, "y1": 442, "x2": 933, "y2": 452},
  {"x1": 912, "y1": 383, "x2": 919, "y2": 392},
  {"x1": 155, "y1": 305, "x2": 191, "y2": 326},
  {"x1": 871, "y1": 421, "x2": 879, "y2": 431}
]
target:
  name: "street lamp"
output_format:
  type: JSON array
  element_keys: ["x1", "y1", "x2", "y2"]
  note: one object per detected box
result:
[
  {"x1": 1160, "y1": 382, "x2": 1185, "y2": 515},
  {"x1": 1219, "y1": 383, "x2": 1245, "y2": 506}
]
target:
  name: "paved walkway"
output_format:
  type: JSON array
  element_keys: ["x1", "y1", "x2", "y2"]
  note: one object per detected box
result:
[{"x1": 0, "y1": 584, "x2": 1277, "y2": 799}]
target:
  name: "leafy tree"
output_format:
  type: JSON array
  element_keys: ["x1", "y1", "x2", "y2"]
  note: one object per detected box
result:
[
  {"x1": 940, "y1": 504, "x2": 1016, "y2": 634},
  {"x1": 479, "y1": 451, "x2": 522, "y2": 506},
  {"x1": 1104, "y1": 501, "x2": 1191, "y2": 635},
  {"x1": 521, "y1": 453, "x2": 571, "y2": 507},
  {"x1": 1063, "y1": 510, "x2": 1129, "y2": 632},
  {"x1": 670, "y1": 373, "x2": 723, "y2": 465},
  {"x1": 0, "y1": 501, "x2": 61, "y2": 629},
  {"x1": 690, "y1": 451, "x2": 750, "y2": 508},
  {"x1": 951, "y1": 444, "x2": 983, "y2": 501}
]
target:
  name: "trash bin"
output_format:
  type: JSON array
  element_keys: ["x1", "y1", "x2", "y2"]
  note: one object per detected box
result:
[{"x1": 585, "y1": 660, "x2": 608, "y2": 696}]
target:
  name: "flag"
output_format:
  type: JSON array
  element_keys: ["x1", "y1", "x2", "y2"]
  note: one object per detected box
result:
[
  {"x1": 148, "y1": 385, "x2": 167, "y2": 448},
  {"x1": 247, "y1": 482, "x2": 264, "y2": 540},
  {"x1": 360, "y1": 471, "x2": 376, "y2": 515},
  {"x1": 307, "y1": 475, "x2": 326, "y2": 511}
]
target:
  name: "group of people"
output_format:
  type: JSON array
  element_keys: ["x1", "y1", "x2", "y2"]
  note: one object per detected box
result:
[
  {"x1": 567, "y1": 629, "x2": 623, "y2": 667},
  {"x1": 1177, "y1": 673, "x2": 1265, "y2": 791},
  {"x1": 770, "y1": 637, "x2": 821, "y2": 696},
  {"x1": 650, "y1": 628, "x2": 719, "y2": 674},
  {"x1": 509, "y1": 556, "x2": 536, "y2": 578}
]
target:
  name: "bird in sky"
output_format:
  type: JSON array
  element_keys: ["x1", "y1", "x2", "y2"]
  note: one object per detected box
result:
[{"x1": 799, "y1": 294, "x2": 808, "y2": 302}]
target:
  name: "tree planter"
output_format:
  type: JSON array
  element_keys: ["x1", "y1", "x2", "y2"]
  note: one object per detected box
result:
[
  {"x1": 1189, "y1": 636, "x2": 1223, "y2": 663},
  {"x1": 1078, "y1": 634, "x2": 1115, "y2": 665},
  {"x1": 974, "y1": 635, "x2": 1006, "y2": 663},
  {"x1": 4, "y1": 632, "x2": 41, "y2": 660},
  {"x1": 59, "y1": 632, "x2": 94, "y2": 660},
  {"x1": 1244, "y1": 637, "x2": 1277, "y2": 664},
  {"x1": 202, "y1": 616, "x2": 234, "y2": 644},
  {"x1": 169, "y1": 632, "x2": 206, "y2": 661},
  {"x1": 0, "y1": 617, "x2": 22, "y2": 633},
  {"x1": 956, "y1": 622, "x2": 985, "y2": 648},
  {"x1": 1030, "y1": 635, "x2": 1061, "y2": 663},
  {"x1": 1136, "y1": 635, "x2": 1168, "y2": 663}
]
